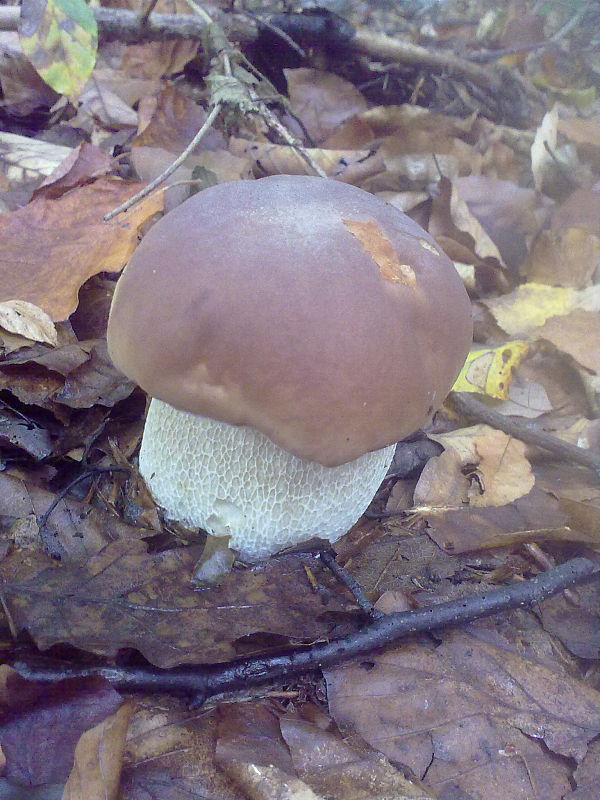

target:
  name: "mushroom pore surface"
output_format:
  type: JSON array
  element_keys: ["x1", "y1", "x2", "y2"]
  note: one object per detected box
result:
[
  {"x1": 108, "y1": 175, "x2": 472, "y2": 558},
  {"x1": 140, "y1": 399, "x2": 396, "y2": 561}
]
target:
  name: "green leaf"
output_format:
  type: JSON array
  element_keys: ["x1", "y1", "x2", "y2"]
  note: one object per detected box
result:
[{"x1": 19, "y1": 0, "x2": 97, "y2": 101}]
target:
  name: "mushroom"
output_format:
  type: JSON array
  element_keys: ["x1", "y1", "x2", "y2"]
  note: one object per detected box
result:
[{"x1": 107, "y1": 176, "x2": 472, "y2": 560}]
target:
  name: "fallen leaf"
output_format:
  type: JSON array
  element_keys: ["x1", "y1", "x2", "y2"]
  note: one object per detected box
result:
[
  {"x1": 429, "y1": 177, "x2": 508, "y2": 288},
  {"x1": 483, "y1": 282, "x2": 575, "y2": 336},
  {"x1": 133, "y1": 84, "x2": 223, "y2": 153},
  {"x1": 73, "y1": 78, "x2": 138, "y2": 129},
  {"x1": 454, "y1": 176, "x2": 545, "y2": 272},
  {"x1": 452, "y1": 341, "x2": 529, "y2": 399},
  {"x1": 62, "y1": 701, "x2": 134, "y2": 800},
  {"x1": 413, "y1": 447, "x2": 470, "y2": 508},
  {"x1": 19, "y1": 0, "x2": 98, "y2": 101},
  {"x1": 522, "y1": 227, "x2": 600, "y2": 288},
  {"x1": 424, "y1": 486, "x2": 574, "y2": 553},
  {"x1": 121, "y1": 700, "x2": 243, "y2": 800},
  {"x1": 474, "y1": 427, "x2": 535, "y2": 506},
  {"x1": 0, "y1": 540, "x2": 351, "y2": 667},
  {"x1": 0, "y1": 177, "x2": 164, "y2": 320},
  {"x1": 0, "y1": 471, "x2": 148, "y2": 562},
  {"x1": 0, "y1": 669, "x2": 122, "y2": 786},
  {"x1": 0, "y1": 300, "x2": 57, "y2": 345},
  {"x1": 0, "y1": 410, "x2": 53, "y2": 460},
  {"x1": 33, "y1": 142, "x2": 112, "y2": 200},
  {"x1": 0, "y1": 132, "x2": 72, "y2": 184},
  {"x1": 285, "y1": 68, "x2": 368, "y2": 144},
  {"x1": 537, "y1": 309, "x2": 600, "y2": 375},
  {"x1": 424, "y1": 425, "x2": 534, "y2": 507},
  {"x1": 326, "y1": 628, "x2": 600, "y2": 799},
  {"x1": 0, "y1": 46, "x2": 59, "y2": 115}
]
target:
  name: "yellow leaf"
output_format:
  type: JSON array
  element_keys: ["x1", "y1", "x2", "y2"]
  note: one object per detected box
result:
[
  {"x1": 452, "y1": 341, "x2": 529, "y2": 399},
  {"x1": 483, "y1": 282, "x2": 576, "y2": 336},
  {"x1": 19, "y1": 0, "x2": 98, "y2": 101}
]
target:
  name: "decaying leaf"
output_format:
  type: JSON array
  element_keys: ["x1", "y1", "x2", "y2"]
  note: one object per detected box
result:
[
  {"x1": 452, "y1": 341, "x2": 529, "y2": 399},
  {"x1": 326, "y1": 627, "x2": 600, "y2": 800},
  {"x1": 19, "y1": 0, "x2": 98, "y2": 100},
  {"x1": 0, "y1": 540, "x2": 352, "y2": 668}
]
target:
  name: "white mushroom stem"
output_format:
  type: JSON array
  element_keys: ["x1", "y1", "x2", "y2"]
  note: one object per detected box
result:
[{"x1": 139, "y1": 398, "x2": 396, "y2": 561}]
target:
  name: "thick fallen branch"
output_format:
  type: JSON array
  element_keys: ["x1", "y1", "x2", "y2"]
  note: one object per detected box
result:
[
  {"x1": 452, "y1": 392, "x2": 600, "y2": 476},
  {"x1": 0, "y1": 5, "x2": 250, "y2": 43},
  {"x1": 0, "y1": 5, "x2": 502, "y2": 93},
  {"x1": 13, "y1": 556, "x2": 598, "y2": 703}
]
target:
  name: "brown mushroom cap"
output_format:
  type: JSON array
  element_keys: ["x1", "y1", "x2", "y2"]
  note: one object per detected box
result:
[{"x1": 107, "y1": 175, "x2": 472, "y2": 467}]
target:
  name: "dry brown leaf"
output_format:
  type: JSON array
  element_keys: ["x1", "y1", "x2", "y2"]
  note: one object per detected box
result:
[
  {"x1": 424, "y1": 486, "x2": 574, "y2": 553},
  {"x1": 0, "y1": 669, "x2": 123, "y2": 787},
  {"x1": 413, "y1": 447, "x2": 470, "y2": 508},
  {"x1": 474, "y1": 428, "x2": 535, "y2": 507},
  {"x1": 0, "y1": 471, "x2": 148, "y2": 561},
  {"x1": 0, "y1": 46, "x2": 59, "y2": 115},
  {"x1": 119, "y1": 39, "x2": 199, "y2": 80},
  {"x1": 429, "y1": 177, "x2": 508, "y2": 289},
  {"x1": 0, "y1": 177, "x2": 164, "y2": 320},
  {"x1": 426, "y1": 425, "x2": 534, "y2": 507},
  {"x1": 216, "y1": 702, "x2": 432, "y2": 800},
  {"x1": 63, "y1": 701, "x2": 135, "y2": 800},
  {"x1": 522, "y1": 227, "x2": 600, "y2": 288},
  {"x1": 122, "y1": 701, "x2": 243, "y2": 800},
  {"x1": 537, "y1": 309, "x2": 600, "y2": 375},
  {"x1": 33, "y1": 142, "x2": 112, "y2": 200},
  {"x1": 0, "y1": 300, "x2": 57, "y2": 345},
  {"x1": 0, "y1": 539, "x2": 351, "y2": 667},
  {"x1": 133, "y1": 84, "x2": 224, "y2": 153},
  {"x1": 551, "y1": 188, "x2": 600, "y2": 236},
  {"x1": 327, "y1": 628, "x2": 600, "y2": 799},
  {"x1": 0, "y1": 410, "x2": 53, "y2": 460},
  {"x1": 322, "y1": 116, "x2": 376, "y2": 149},
  {"x1": 229, "y1": 137, "x2": 382, "y2": 183},
  {"x1": 455, "y1": 176, "x2": 545, "y2": 272},
  {"x1": 285, "y1": 68, "x2": 368, "y2": 144},
  {"x1": 74, "y1": 78, "x2": 138, "y2": 130},
  {"x1": 558, "y1": 117, "x2": 600, "y2": 157}
]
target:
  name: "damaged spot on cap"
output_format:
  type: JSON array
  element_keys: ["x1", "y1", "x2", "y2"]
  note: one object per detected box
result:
[
  {"x1": 418, "y1": 238, "x2": 440, "y2": 256},
  {"x1": 343, "y1": 219, "x2": 416, "y2": 287}
]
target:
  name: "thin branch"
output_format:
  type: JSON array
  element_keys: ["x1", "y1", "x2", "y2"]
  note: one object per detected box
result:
[
  {"x1": 451, "y1": 392, "x2": 600, "y2": 476},
  {"x1": 37, "y1": 466, "x2": 131, "y2": 531},
  {"x1": 103, "y1": 103, "x2": 222, "y2": 220},
  {"x1": 11, "y1": 557, "x2": 598, "y2": 702},
  {"x1": 0, "y1": 6, "x2": 503, "y2": 95},
  {"x1": 139, "y1": 0, "x2": 161, "y2": 27},
  {"x1": 320, "y1": 550, "x2": 383, "y2": 619}
]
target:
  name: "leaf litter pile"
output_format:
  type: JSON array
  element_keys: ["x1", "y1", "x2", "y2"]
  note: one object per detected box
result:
[{"x1": 0, "y1": 0, "x2": 600, "y2": 798}]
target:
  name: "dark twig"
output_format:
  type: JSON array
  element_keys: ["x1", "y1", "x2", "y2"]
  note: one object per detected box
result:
[
  {"x1": 320, "y1": 550, "x2": 383, "y2": 619},
  {"x1": 37, "y1": 466, "x2": 131, "y2": 531},
  {"x1": 242, "y1": 9, "x2": 306, "y2": 58},
  {"x1": 451, "y1": 392, "x2": 600, "y2": 476},
  {"x1": 139, "y1": 0, "x2": 161, "y2": 27},
  {"x1": 12, "y1": 557, "x2": 598, "y2": 703}
]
